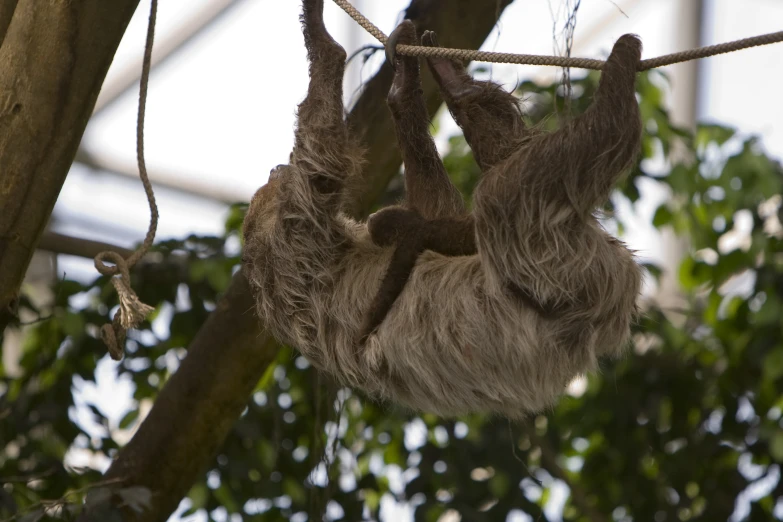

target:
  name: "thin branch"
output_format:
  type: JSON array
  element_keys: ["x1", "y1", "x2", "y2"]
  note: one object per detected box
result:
[
  {"x1": 37, "y1": 231, "x2": 192, "y2": 284},
  {"x1": 0, "y1": 477, "x2": 126, "y2": 522},
  {"x1": 39, "y1": 231, "x2": 133, "y2": 260},
  {"x1": 603, "y1": 0, "x2": 629, "y2": 18},
  {"x1": 74, "y1": 149, "x2": 247, "y2": 204}
]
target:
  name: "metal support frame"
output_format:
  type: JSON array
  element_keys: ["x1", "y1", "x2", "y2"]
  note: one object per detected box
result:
[{"x1": 74, "y1": 149, "x2": 247, "y2": 204}]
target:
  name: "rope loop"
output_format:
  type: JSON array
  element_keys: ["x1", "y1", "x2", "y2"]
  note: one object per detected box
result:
[
  {"x1": 94, "y1": 251, "x2": 130, "y2": 280},
  {"x1": 94, "y1": 250, "x2": 154, "y2": 360}
]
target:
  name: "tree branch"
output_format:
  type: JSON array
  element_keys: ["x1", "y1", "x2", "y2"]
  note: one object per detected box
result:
[
  {"x1": 74, "y1": 149, "x2": 246, "y2": 204},
  {"x1": 81, "y1": 1, "x2": 514, "y2": 520},
  {"x1": 0, "y1": 0, "x2": 141, "y2": 333},
  {"x1": 39, "y1": 231, "x2": 134, "y2": 260}
]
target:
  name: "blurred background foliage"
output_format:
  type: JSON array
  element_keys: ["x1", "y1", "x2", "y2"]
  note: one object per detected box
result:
[{"x1": 2, "y1": 65, "x2": 783, "y2": 522}]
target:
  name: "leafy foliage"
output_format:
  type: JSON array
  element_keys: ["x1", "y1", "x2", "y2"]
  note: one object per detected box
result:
[{"x1": 2, "y1": 67, "x2": 783, "y2": 522}]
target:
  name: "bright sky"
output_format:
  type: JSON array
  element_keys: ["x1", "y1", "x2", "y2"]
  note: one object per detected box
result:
[{"x1": 54, "y1": 1, "x2": 783, "y2": 520}]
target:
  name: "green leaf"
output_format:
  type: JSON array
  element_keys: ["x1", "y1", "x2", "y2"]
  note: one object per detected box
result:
[
  {"x1": 695, "y1": 124, "x2": 735, "y2": 149},
  {"x1": 206, "y1": 265, "x2": 231, "y2": 293},
  {"x1": 652, "y1": 205, "x2": 673, "y2": 227},
  {"x1": 363, "y1": 489, "x2": 380, "y2": 512},
  {"x1": 283, "y1": 478, "x2": 306, "y2": 505},
  {"x1": 489, "y1": 472, "x2": 510, "y2": 497},
  {"x1": 755, "y1": 291, "x2": 781, "y2": 326},
  {"x1": 770, "y1": 432, "x2": 783, "y2": 462},
  {"x1": 679, "y1": 256, "x2": 712, "y2": 290},
  {"x1": 225, "y1": 203, "x2": 249, "y2": 235},
  {"x1": 212, "y1": 482, "x2": 239, "y2": 513},
  {"x1": 256, "y1": 362, "x2": 278, "y2": 392},
  {"x1": 186, "y1": 482, "x2": 208, "y2": 511},
  {"x1": 119, "y1": 408, "x2": 140, "y2": 430},
  {"x1": 762, "y1": 347, "x2": 783, "y2": 383}
]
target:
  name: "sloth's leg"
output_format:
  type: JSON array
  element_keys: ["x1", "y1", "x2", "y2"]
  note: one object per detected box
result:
[
  {"x1": 421, "y1": 31, "x2": 530, "y2": 172},
  {"x1": 358, "y1": 238, "x2": 423, "y2": 345},
  {"x1": 471, "y1": 35, "x2": 642, "y2": 302},
  {"x1": 386, "y1": 21, "x2": 466, "y2": 220},
  {"x1": 422, "y1": 216, "x2": 476, "y2": 256},
  {"x1": 568, "y1": 34, "x2": 642, "y2": 211},
  {"x1": 359, "y1": 213, "x2": 475, "y2": 345},
  {"x1": 293, "y1": 0, "x2": 359, "y2": 197},
  {"x1": 509, "y1": 34, "x2": 642, "y2": 216},
  {"x1": 367, "y1": 207, "x2": 422, "y2": 247},
  {"x1": 299, "y1": 0, "x2": 345, "y2": 129}
]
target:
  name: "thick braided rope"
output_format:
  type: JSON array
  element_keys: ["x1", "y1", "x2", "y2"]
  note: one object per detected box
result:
[
  {"x1": 332, "y1": 0, "x2": 783, "y2": 70},
  {"x1": 638, "y1": 31, "x2": 783, "y2": 71},
  {"x1": 94, "y1": 0, "x2": 159, "y2": 360}
]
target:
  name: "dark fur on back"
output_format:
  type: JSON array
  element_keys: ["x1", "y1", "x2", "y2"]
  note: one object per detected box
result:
[{"x1": 242, "y1": 0, "x2": 644, "y2": 418}]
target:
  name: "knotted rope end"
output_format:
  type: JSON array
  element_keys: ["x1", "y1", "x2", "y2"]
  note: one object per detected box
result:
[{"x1": 94, "y1": 251, "x2": 156, "y2": 360}]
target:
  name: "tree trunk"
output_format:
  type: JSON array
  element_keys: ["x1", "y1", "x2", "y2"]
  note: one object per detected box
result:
[
  {"x1": 0, "y1": 0, "x2": 141, "y2": 333},
  {"x1": 76, "y1": 1, "x2": 515, "y2": 520},
  {"x1": 0, "y1": 0, "x2": 19, "y2": 46}
]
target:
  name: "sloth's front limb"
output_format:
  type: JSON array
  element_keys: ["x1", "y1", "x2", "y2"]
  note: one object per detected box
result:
[
  {"x1": 385, "y1": 21, "x2": 465, "y2": 220},
  {"x1": 504, "y1": 34, "x2": 643, "y2": 217},
  {"x1": 292, "y1": 0, "x2": 359, "y2": 202},
  {"x1": 470, "y1": 35, "x2": 643, "y2": 307},
  {"x1": 422, "y1": 31, "x2": 531, "y2": 172}
]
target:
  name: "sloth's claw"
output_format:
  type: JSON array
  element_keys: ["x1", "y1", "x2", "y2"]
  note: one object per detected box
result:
[
  {"x1": 385, "y1": 27, "x2": 401, "y2": 71},
  {"x1": 386, "y1": 20, "x2": 417, "y2": 71}
]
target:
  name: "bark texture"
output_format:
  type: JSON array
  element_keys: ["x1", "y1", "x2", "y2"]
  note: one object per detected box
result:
[
  {"x1": 76, "y1": 1, "x2": 514, "y2": 520},
  {"x1": 0, "y1": 0, "x2": 19, "y2": 46},
  {"x1": 0, "y1": 0, "x2": 141, "y2": 333}
]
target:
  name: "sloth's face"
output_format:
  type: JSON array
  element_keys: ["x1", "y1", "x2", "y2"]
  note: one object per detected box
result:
[{"x1": 243, "y1": 165, "x2": 289, "y2": 250}]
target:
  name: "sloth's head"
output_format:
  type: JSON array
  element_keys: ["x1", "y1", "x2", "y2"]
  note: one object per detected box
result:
[
  {"x1": 242, "y1": 164, "x2": 292, "y2": 272},
  {"x1": 244, "y1": 164, "x2": 291, "y2": 241}
]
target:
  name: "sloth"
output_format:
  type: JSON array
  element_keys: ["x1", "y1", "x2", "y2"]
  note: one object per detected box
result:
[{"x1": 242, "y1": 0, "x2": 643, "y2": 418}]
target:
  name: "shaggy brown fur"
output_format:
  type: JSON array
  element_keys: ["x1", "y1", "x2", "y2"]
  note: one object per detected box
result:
[{"x1": 242, "y1": 0, "x2": 643, "y2": 418}]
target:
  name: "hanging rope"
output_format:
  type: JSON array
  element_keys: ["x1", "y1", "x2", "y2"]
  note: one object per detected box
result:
[
  {"x1": 94, "y1": 0, "x2": 159, "y2": 361},
  {"x1": 331, "y1": 0, "x2": 783, "y2": 71}
]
